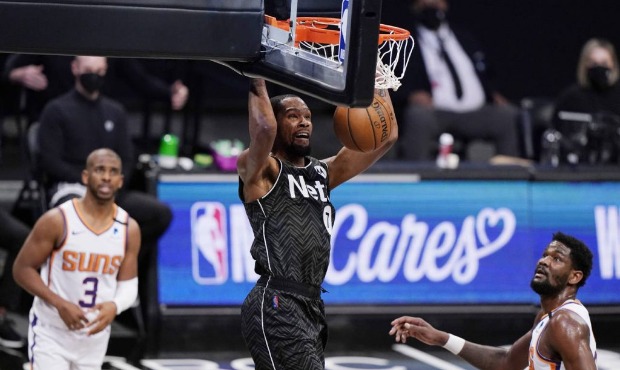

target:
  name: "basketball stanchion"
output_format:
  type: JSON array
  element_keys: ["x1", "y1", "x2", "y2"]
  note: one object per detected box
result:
[{"x1": 264, "y1": 15, "x2": 414, "y2": 91}]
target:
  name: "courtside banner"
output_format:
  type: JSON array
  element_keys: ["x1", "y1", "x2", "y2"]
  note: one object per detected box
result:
[{"x1": 157, "y1": 175, "x2": 620, "y2": 306}]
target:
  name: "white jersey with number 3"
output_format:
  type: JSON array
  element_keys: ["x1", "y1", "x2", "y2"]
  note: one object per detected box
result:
[
  {"x1": 528, "y1": 299, "x2": 597, "y2": 370},
  {"x1": 32, "y1": 199, "x2": 128, "y2": 329}
]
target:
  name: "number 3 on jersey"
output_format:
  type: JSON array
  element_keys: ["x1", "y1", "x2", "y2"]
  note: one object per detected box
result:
[{"x1": 79, "y1": 276, "x2": 99, "y2": 308}]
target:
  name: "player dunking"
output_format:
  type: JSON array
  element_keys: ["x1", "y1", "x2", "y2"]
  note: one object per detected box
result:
[
  {"x1": 237, "y1": 79, "x2": 398, "y2": 369},
  {"x1": 13, "y1": 148, "x2": 141, "y2": 370}
]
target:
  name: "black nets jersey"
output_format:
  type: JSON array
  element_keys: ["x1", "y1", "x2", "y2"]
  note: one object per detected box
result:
[{"x1": 240, "y1": 156, "x2": 334, "y2": 286}]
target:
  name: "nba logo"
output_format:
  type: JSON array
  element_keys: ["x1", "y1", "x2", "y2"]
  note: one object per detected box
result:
[
  {"x1": 191, "y1": 202, "x2": 228, "y2": 284},
  {"x1": 338, "y1": 0, "x2": 349, "y2": 63}
]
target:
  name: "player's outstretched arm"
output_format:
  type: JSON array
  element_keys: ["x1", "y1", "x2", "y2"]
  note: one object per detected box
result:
[
  {"x1": 389, "y1": 316, "x2": 530, "y2": 370},
  {"x1": 390, "y1": 316, "x2": 449, "y2": 346},
  {"x1": 325, "y1": 89, "x2": 398, "y2": 189}
]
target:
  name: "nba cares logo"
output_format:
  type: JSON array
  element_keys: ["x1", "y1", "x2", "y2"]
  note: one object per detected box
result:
[{"x1": 191, "y1": 202, "x2": 228, "y2": 284}]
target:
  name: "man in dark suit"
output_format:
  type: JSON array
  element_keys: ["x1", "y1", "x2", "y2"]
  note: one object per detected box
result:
[{"x1": 397, "y1": 0, "x2": 521, "y2": 162}]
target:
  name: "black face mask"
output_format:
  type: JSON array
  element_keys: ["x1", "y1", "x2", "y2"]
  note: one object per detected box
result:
[
  {"x1": 79, "y1": 73, "x2": 105, "y2": 94},
  {"x1": 415, "y1": 7, "x2": 446, "y2": 31},
  {"x1": 587, "y1": 65, "x2": 612, "y2": 91}
]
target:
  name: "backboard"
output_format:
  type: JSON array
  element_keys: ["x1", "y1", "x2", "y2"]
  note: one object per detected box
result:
[
  {"x1": 220, "y1": 0, "x2": 383, "y2": 107},
  {"x1": 0, "y1": 0, "x2": 384, "y2": 106}
]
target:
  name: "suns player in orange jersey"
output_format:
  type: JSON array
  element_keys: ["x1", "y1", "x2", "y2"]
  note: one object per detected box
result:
[{"x1": 13, "y1": 148, "x2": 141, "y2": 370}]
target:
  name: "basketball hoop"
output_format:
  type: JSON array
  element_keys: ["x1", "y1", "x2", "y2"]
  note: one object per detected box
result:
[{"x1": 264, "y1": 15, "x2": 414, "y2": 91}]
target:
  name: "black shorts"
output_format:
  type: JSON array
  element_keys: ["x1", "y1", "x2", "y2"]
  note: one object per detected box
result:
[{"x1": 241, "y1": 277, "x2": 328, "y2": 370}]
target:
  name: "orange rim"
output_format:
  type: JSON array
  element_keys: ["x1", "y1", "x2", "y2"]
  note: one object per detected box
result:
[{"x1": 265, "y1": 15, "x2": 410, "y2": 45}]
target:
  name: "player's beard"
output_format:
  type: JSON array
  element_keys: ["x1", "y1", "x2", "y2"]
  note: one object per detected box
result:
[
  {"x1": 286, "y1": 142, "x2": 311, "y2": 158},
  {"x1": 530, "y1": 273, "x2": 567, "y2": 296}
]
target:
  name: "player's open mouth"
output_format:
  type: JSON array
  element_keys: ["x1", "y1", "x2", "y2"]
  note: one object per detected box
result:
[
  {"x1": 294, "y1": 132, "x2": 310, "y2": 142},
  {"x1": 534, "y1": 267, "x2": 547, "y2": 278}
]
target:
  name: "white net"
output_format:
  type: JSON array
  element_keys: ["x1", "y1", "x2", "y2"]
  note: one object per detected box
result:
[
  {"x1": 298, "y1": 41, "x2": 338, "y2": 62},
  {"x1": 375, "y1": 34, "x2": 415, "y2": 91}
]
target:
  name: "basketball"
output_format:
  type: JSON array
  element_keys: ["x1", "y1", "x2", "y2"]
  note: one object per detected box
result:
[{"x1": 333, "y1": 94, "x2": 396, "y2": 152}]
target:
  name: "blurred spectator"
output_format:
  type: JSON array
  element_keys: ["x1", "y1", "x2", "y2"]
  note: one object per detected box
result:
[
  {"x1": 554, "y1": 38, "x2": 620, "y2": 118},
  {"x1": 0, "y1": 208, "x2": 29, "y2": 348},
  {"x1": 36, "y1": 56, "x2": 172, "y2": 317},
  {"x1": 397, "y1": 0, "x2": 521, "y2": 163},
  {"x1": 3, "y1": 54, "x2": 188, "y2": 124},
  {"x1": 550, "y1": 38, "x2": 620, "y2": 165}
]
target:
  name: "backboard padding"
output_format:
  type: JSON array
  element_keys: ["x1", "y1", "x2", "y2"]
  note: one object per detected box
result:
[{"x1": 0, "y1": 0, "x2": 263, "y2": 60}]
